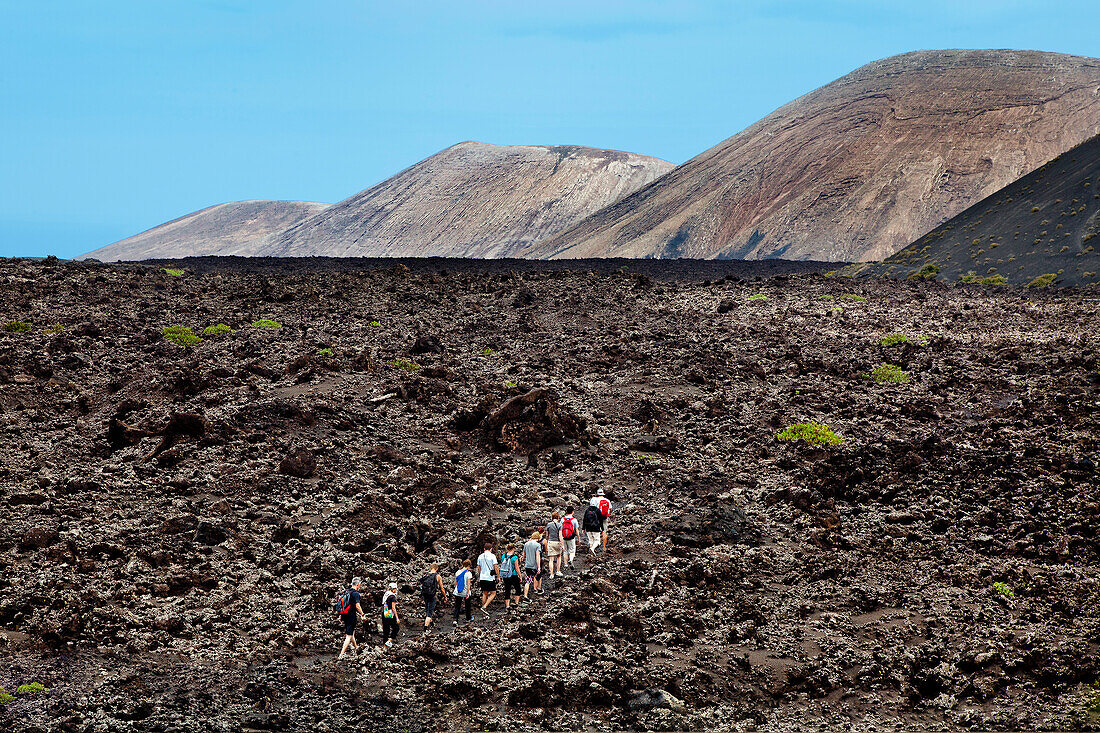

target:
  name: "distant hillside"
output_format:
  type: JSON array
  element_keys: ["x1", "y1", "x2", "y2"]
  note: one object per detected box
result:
[
  {"x1": 81, "y1": 201, "x2": 330, "y2": 262},
  {"x1": 859, "y1": 133, "x2": 1100, "y2": 286},
  {"x1": 257, "y1": 142, "x2": 674, "y2": 258},
  {"x1": 532, "y1": 49, "x2": 1100, "y2": 262}
]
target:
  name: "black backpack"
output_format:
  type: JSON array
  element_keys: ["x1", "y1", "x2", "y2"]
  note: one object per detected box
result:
[
  {"x1": 420, "y1": 573, "x2": 438, "y2": 600},
  {"x1": 337, "y1": 588, "x2": 354, "y2": 616},
  {"x1": 583, "y1": 505, "x2": 603, "y2": 531}
]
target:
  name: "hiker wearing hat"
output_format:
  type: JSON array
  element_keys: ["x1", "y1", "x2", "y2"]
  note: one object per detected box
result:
[
  {"x1": 337, "y1": 577, "x2": 366, "y2": 659},
  {"x1": 588, "y1": 488, "x2": 612, "y2": 552},
  {"x1": 381, "y1": 582, "x2": 401, "y2": 648}
]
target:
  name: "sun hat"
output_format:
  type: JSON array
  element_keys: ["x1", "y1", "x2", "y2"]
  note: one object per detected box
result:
[
  {"x1": 596, "y1": 488, "x2": 605, "y2": 496},
  {"x1": 388, "y1": 582, "x2": 398, "y2": 590}
]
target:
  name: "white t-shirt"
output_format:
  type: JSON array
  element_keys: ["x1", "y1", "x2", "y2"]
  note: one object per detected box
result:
[
  {"x1": 590, "y1": 496, "x2": 611, "y2": 516},
  {"x1": 477, "y1": 550, "x2": 498, "y2": 581}
]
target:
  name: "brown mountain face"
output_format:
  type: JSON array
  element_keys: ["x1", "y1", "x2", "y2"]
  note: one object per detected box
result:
[
  {"x1": 531, "y1": 49, "x2": 1100, "y2": 263},
  {"x1": 81, "y1": 200, "x2": 331, "y2": 262},
  {"x1": 257, "y1": 142, "x2": 674, "y2": 258}
]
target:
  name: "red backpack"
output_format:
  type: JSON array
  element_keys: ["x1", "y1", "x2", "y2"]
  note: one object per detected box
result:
[
  {"x1": 561, "y1": 517, "x2": 576, "y2": 540},
  {"x1": 597, "y1": 498, "x2": 611, "y2": 518}
]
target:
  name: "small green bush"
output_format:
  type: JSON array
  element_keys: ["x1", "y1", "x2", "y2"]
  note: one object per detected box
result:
[
  {"x1": 369, "y1": 320, "x2": 382, "y2": 328},
  {"x1": 202, "y1": 323, "x2": 233, "y2": 336},
  {"x1": 1026, "y1": 273, "x2": 1057, "y2": 288},
  {"x1": 777, "y1": 423, "x2": 845, "y2": 447},
  {"x1": 867, "y1": 363, "x2": 909, "y2": 383},
  {"x1": 879, "y1": 333, "x2": 912, "y2": 347},
  {"x1": 817, "y1": 295, "x2": 834, "y2": 301},
  {"x1": 0, "y1": 690, "x2": 13, "y2": 705},
  {"x1": 44, "y1": 323, "x2": 64, "y2": 334},
  {"x1": 481, "y1": 347, "x2": 496, "y2": 356},
  {"x1": 15, "y1": 682, "x2": 49, "y2": 695},
  {"x1": 1, "y1": 321, "x2": 32, "y2": 333},
  {"x1": 503, "y1": 380, "x2": 518, "y2": 388},
  {"x1": 747, "y1": 294, "x2": 767, "y2": 302},
  {"x1": 252, "y1": 319, "x2": 281, "y2": 329},
  {"x1": 959, "y1": 272, "x2": 1008, "y2": 285},
  {"x1": 839, "y1": 294, "x2": 867, "y2": 302},
  {"x1": 163, "y1": 325, "x2": 202, "y2": 347},
  {"x1": 907, "y1": 263, "x2": 940, "y2": 281},
  {"x1": 389, "y1": 359, "x2": 420, "y2": 372},
  {"x1": 318, "y1": 347, "x2": 334, "y2": 357},
  {"x1": 822, "y1": 270, "x2": 837, "y2": 278},
  {"x1": 993, "y1": 582, "x2": 1014, "y2": 598},
  {"x1": 163, "y1": 268, "x2": 185, "y2": 277}
]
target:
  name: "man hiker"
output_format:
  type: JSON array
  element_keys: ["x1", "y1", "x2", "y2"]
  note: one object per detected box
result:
[
  {"x1": 453, "y1": 559, "x2": 474, "y2": 626},
  {"x1": 560, "y1": 510, "x2": 579, "y2": 570},
  {"x1": 420, "y1": 563, "x2": 447, "y2": 634},
  {"x1": 545, "y1": 512, "x2": 564, "y2": 579},
  {"x1": 523, "y1": 531, "x2": 543, "y2": 599},
  {"x1": 589, "y1": 487, "x2": 612, "y2": 551},
  {"x1": 477, "y1": 541, "x2": 500, "y2": 616},
  {"x1": 582, "y1": 500, "x2": 603, "y2": 557},
  {"x1": 500, "y1": 543, "x2": 523, "y2": 610},
  {"x1": 337, "y1": 577, "x2": 366, "y2": 659},
  {"x1": 381, "y1": 582, "x2": 400, "y2": 648}
]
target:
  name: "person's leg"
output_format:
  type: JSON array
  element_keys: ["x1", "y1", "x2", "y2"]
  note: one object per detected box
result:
[
  {"x1": 340, "y1": 634, "x2": 353, "y2": 658},
  {"x1": 464, "y1": 596, "x2": 472, "y2": 621},
  {"x1": 453, "y1": 595, "x2": 461, "y2": 623}
]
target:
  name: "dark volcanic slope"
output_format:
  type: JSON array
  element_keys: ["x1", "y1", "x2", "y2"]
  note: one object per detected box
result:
[
  {"x1": 532, "y1": 49, "x2": 1100, "y2": 263},
  {"x1": 81, "y1": 200, "x2": 331, "y2": 262},
  {"x1": 258, "y1": 142, "x2": 674, "y2": 258},
  {"x1": 862, "y1": 133, "x2": 1100, "y2": 285},
  {"x1": 2, "y1": 258, "x2": 1099, "y2": 732}
]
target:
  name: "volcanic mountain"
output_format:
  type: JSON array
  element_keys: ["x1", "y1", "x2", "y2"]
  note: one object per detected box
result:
[
  {"x1": 862, "y1": 132, "x2": 1100, "y2": 286},
  {"x1": 530, "y1": 49, "x2": 1100, "y2": 263},
  {"x1": 257, "y1": 142, "x2": 674, "y2": 258},
  {"x1": 81, "y1": 200, "x2": 331, "y2": 262}
]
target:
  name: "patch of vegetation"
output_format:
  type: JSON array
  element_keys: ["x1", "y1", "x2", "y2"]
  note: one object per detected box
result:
[
  {"x1": 1, "y1": 321, "x2": 32, "y2": 333},
  {"x1": 318, "y1": 347, "x2": 334, "y2": 357},
  {"x1": 252, "y1": 319, "x2": 281, "y2": 329},
  {"x1": 0, "y1": 690, "x2": 13, "y2": 705},
  {"x1": 44, "y1": 323, "x2": 64, "y2": 334},
  {"x1": 1081, "y1": 682, "x2": 1100, "y2": 724},
  {"x1": 202, "y1": 323, "x2": 233, "y2": 336},
  {"x1": 867, "y1": 363, "x2": 909, "y2": 383},
  {"x1": 1026, "y1": 273, "x2": 1057, "y2": 289},
  {"x1": 15, "y1": 682, "x2": 49, "y2": 695},
  {"x1": 747, "y1": 294, "x2": 767, "y2": 301},
  {"x1": 481, "y1": 347, "x2": 496, "y2": 356},
  {"x1": 907, "y1": 263, "x2": 940, "y2": 280},
  {"x1": 777, "y1": 422, "x2": 845, "y2": 447},
  {"x1": 369, "y1": 320, "x2": 382, "y2": 328},
  {"x1": 960, "y1": 272, "x2": 1008, "y2": 285},
  {"x1": 163, "y1": 325, "x2": 202, "y2": 348},
  {"x1": 879, "y1": 333, "x2": 914, "y2": 347},
  {"x1": 389, "y1": 358, "x2": 420, "y2": 372},
  {"x1": 839, "y1": 294, "x2": 867, "y2": 302},
  {"x1": 817, "y1": 295, "x2": 834, "y2": 301},
  {"x1": 822, "y1": 270, "x2": 838, "y2": 278},
  {"x1": 163, "y1": 268, "x2": 185, "y2": 277},
  {"x1": 993, "y1": 582, "x2": 1015, "y2": 598},
  {"x1": 503, "y1": 380, "x2": 518, "y2": 388}
]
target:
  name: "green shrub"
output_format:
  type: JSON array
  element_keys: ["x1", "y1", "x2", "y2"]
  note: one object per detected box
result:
[
  {"x1": 1026, "y1": 273, "x2": 1057, "y2": 288},
  {"x1": 879, "y1": 333, "x2": 912, "y2": 347},
  {"x1": 252, "y1": 319, "x2": 281, "y2": 329},
  {"x1": 993, "y1": 582, "x2": 1014, "y2": 598},
  {"x1": 202, "y1": 323, "x2": 233, "y2": 336},
  {"x1": 318, "y1": 347, "x2": 334, "y2": 357},
  {"x1": 867, "y1": 363, "x2": 909, "y2": 383},
  {"x1": 822, "y1": 270, "x2": 837, "y2": 278},
  {"x1": 15, "y1": 682, "x2": 49, "y2": 695},
  {"x1": 959, "y1": 272, "x2": 1008, "y2": 285},
  {"x1": 0, "y1": 690, "x2": 13, "y2": 705},
  {"x1": 163, "y1": 268, "x2": 185, "y2": 277},
  {"x1": 1, "y1": 321, "x2": 32, "y2": 333},
  {"x1": 369, "y1": 320, "x2": 382, "y2": 328},
  {"x1": 481, "y1": 347, "x2": 496, "y2": 356},
  {"x1": 503, "y1": 380, "x2": 518, "y2": 388},
  {"x1": 163, "y1": 325, "x2": 202, "y2": 347},
  {"x1": 839, "y1": 294, "x2": 867, "y2": 302},
  {"x1": 1082, "y1": 683, "x2": 1100, "y2": 723},
  {"x1": 389, "y1": 359, "x2": 420, "y2": 372},
  {"x1": 817, "y1": 295, "x2": 834, "y2": 301},
  {"x1": 777, "y1": 423, "x2": 845, "y2": 447},
  {"x1": 907, "y1": 263, "x2": 940, "y2": 281},
  {"x1": 747, "y1": 294, "x2": 767, "y2": 301},
  {"x1": 44, "y1": 323, "x2": 64, "y2": 334}
]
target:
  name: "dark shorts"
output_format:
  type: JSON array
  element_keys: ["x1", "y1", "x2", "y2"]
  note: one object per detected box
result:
[
  {"x1": 341, "y1": 614, "x2": 356, "y2": 636},
  {"x1": 502, "y1": 575, "x2": 522, "y2": 599},
  {"x1": 479, "y1": 579, "x2": 497, "y2": 593},
  {"x1": 424, "y1": 596, "x2": 438, "y2": 618},
  {"x1": 524, "y1": 567, "x2": 540, "y2": 584}
]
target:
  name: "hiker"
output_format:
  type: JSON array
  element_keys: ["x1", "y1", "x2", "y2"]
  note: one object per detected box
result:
[
  {"x1": 420, "y1": 563, "x2": 448, "y2": 633},
  {"x1": 523, "y1": 531, "x2": 543, "y2": 598},
  {"x1": 589, "y1": 487, "x2": 612, "y2": 551},
  {"x1": 582, "y1": 500, "x2": 603, "y2": 557},
  {"x1": 500, "y1": 543, "x2": 523, "y2": 609},
  {"x1": 476, "y1": 541, "x2": 500, "y2": 615},
  {"x1": 560, "y1": 510, "x2": 579, "y2": 569},
  {"x1": 453, "y1": 559, "x2": 474, "y2": 626},
  {"x1": 545, "y1": 512, "x2": 564, "y2": 579},
  {"x1": 337, "y1": 577, "x2": 366, "y2": 659},
  {"x1": 381, "y1": 582, "x2": 400, "y2": 648}
]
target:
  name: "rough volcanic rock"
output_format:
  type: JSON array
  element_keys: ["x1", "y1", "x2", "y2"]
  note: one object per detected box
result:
[
  {"x1": 258, "y1": 142, "x2": 673, "y2": 258},
  {"x1": 81, "y1": 200, "x2": 331, "y2": 261},
  {"x1": 859, "y1": 132, "x2": 1100, "y2": 285},
  {"x1": 533, "y1": 49, "x2": 1100, "y2": 262}
]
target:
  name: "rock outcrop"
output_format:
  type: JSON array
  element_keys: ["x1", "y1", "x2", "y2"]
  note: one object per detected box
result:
[
  {"x1": 533, "y1": 49, "x2": 1100, "y2": 262},
  {"x1": 259, "y1": 142, "x2": 673, "y2": 258},
  {"x1": 81, "y1": 200, "x2": 330, "y2": 262}
]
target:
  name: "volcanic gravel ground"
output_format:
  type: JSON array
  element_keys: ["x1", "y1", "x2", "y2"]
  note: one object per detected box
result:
[{"x1": 1, "y1": 257, "x2": 1098, "y2": 732}]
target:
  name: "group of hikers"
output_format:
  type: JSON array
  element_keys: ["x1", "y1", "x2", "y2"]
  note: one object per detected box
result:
[{"x1": 337, "y1": 489, "x2": 613, "y2": 658}]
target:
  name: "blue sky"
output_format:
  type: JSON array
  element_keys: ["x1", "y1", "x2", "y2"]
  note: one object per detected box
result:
[{"x1": 4, "y1": 0, "x2": 1100, "y2": 258}]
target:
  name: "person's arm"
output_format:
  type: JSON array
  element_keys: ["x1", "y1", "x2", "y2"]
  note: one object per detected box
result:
[
  {"x1": 438, "y1": 574, "x2": 447, "y2": 597},
  {"x1": 393, "y1": 600, "x2": 400, "y2": 625},
  {"x1": 356, "y1": 602, "x2": 365, "y2": 617}
]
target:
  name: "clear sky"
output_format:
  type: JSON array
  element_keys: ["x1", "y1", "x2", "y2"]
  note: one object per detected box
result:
[{"x1": 4, "y1": 0, "x2": 1100, "y2": 258}]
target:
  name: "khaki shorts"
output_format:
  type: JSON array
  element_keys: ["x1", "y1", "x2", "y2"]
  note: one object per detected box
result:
[{"x1": 546, "y1": 540, "x2": 563, "y2": 558}]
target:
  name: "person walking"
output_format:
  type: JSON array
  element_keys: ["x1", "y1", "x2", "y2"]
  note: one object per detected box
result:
[
  {"x1": 522, "y1": 531, "x2": 543, "y2": 599},
  {"x1": 337, "y1": 577, "x2": 366, "y2": 659},
  {"x1": 590, "y1": 488, "x2": 612, "y2": 552},
  {"x1": 545, "y1": 512, "x2": 564, "y2": 579},
  {"x1": 476, "y1": 541, "x2": 500, "y2": 616},
  {"x1": 582, "y1": 501, "x2": 603, "y2": 557},
  {"x1": 560, "y1": 510, "x2": 579, "y2": 570},
  {"x1": 500, "y1": 543, "x2": 523, "y2": 610},
  {"x1": 419, "y1": 563, "x2": 447, "y2": 634},
  {"x1": 381, "y1": 582, "x2": 401, "y2": 648},
  {"x1": 453, "y1": 559, "x2": 474, "y2": 627}
]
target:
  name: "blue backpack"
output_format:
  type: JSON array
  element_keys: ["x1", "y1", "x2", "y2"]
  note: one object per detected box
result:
[{"x1": 455, "y1": 569, "x2": 469, "y2": 597}]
